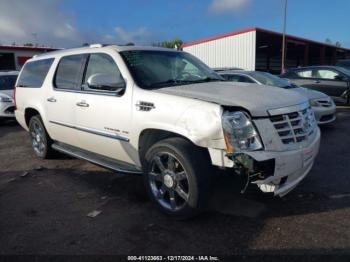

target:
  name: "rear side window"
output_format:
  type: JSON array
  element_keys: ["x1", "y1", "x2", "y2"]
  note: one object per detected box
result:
[
  {"x1": 224, "y1": 74, "x2": 255, "y2": 83},
  {"x1": 296, "y1": 70, "x2": 312, "y2": 78},
  {"x1": 17, "y1": 58, "x2": 54, "y2": 87},
  {"x1": 54, "y1": 54, "x2": 86, "y2": 89},
  {"x1": 0, "y1": 75, "x2": 17, "y2": 90}
]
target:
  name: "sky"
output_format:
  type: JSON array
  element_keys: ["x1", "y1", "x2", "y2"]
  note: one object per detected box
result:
[{"x1": 0, "y1": 0, "x2": 349, "y2": 48}]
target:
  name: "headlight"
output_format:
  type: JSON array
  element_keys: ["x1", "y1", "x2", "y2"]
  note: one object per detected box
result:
[
  {"x1": 0, "y1": 96, "x2": 13, "y2": 103},
  {"x1": 222, "y1": 111, "x2": 263, "y2": 154},
  {"x1": 309, "y1": 99, "x2": 320, "y2": 107}
]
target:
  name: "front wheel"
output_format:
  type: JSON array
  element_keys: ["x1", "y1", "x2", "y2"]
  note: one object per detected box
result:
[{"x1": 143, "y1": 137, "x2": 212, "y2": 219}]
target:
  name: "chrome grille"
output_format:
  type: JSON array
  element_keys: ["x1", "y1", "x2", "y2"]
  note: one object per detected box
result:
[{"x1": 270, "y1": 107, "x2": 316, "y2": 145}]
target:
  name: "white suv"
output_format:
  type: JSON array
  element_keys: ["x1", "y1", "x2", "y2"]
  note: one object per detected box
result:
[
  {"x1": 0, "y1": 71, "x2": 18, "y2": 120},
  {"x1": 15, "y1": 45, "x2": 320, "y2": 218}
]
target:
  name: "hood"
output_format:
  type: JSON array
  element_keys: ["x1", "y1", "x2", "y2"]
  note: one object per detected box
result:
[
  {"x1": 155, "y1": 82, "x2": 308, "y2": 117},
  {"x1": 292, "y1": 87, "x2": 328, "y2": 100},
  {"x1": 0, "y1": 90, "x2": 13, "y2": 98}
]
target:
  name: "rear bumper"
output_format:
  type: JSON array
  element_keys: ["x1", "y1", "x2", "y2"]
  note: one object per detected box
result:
[
  {"x1": 313, "y1": 105, "x2": 336, "y2": 125},
  {"x1": 15, "y1": 109, "x2": 28, "y2": 131},
  {"x1": 246, "y1": 127, "x2": 321, "y2": 196}
]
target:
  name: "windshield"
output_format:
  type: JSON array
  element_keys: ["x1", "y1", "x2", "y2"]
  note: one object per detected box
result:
[
  {"x1": 248, "y1": 72, "x2": 294, "y2": 89},
  {"x1": 337, "y1": 60, "x2": 350, "y2": 71},
  {"x1": 120, "y1": 50, "x2": 223, "y2": 89},
  {"x1": 0, "y1": 75, "x2": 17, "y2": 90},
  {"x1": 337, "y1": 66, "x2": 350, "y2": 76}
]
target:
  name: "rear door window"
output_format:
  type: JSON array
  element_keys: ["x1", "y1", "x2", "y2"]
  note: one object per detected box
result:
[
  {"x1": 296, "y1": 69, "x2": 313, "y2": 78},
  {"x1": 54, "y1": 54, "x2": 86, "y2": 90},
  {"x1": 0, "y1": 75, "x2": 17, "y2": 90},
  {"x1": 17, "y1": 58, "x2": 54, "y2": 87}
]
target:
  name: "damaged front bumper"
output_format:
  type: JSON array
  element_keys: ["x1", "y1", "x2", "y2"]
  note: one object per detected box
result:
[{"x1": 230, "y1": 127, "x2": 321, "y2": 197}]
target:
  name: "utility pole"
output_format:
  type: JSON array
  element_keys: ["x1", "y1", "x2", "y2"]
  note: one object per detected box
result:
[{"x1": 281, "y1": 0, "x2": 288, "y2": 74}]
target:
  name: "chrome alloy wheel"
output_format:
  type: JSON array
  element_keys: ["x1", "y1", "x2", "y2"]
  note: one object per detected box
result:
[
  {"x1": 30, "y1": 121, "x2": 46, "y2": 155},
  {"x1": 148, "y1": 152, "x2": 189, "y2": 211}
]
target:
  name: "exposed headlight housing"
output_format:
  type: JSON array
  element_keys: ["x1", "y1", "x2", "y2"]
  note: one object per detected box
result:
[
  {"x1": 0, "y1": 96, "x2": 13, "y2": 103},
  {"x1": 309, "y1": 99, "x2": 321, "y2": 107},
  {"x1": 222, "y1": 111, "x2": 263, "y2": 154}
]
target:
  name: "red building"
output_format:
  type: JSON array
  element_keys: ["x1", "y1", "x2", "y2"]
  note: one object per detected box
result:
[{"x1": 0, "y1": 45, "x2": 58, "y2": 71}]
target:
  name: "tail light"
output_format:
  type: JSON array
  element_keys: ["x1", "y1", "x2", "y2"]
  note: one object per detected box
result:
[{"x1": 13, "y1": 86, "x2": 17, "y2": 109}]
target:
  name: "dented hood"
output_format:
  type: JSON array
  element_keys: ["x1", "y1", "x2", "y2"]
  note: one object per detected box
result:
[{"x1": 156, "y1": 82, "x2": 308, "y2": 117}]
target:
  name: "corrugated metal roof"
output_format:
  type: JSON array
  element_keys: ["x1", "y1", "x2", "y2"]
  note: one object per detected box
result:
[{"x1": 182, "y1": 27, "x2": 350, "y2": 51}]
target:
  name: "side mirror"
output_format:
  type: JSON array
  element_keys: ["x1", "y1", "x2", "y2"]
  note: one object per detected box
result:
[
  {"x1": 334, "y1": 75, "x2": 345, "y2": 81},
  {"x1": 87, "y1": 73, "x2": 126, "y2": 93}
]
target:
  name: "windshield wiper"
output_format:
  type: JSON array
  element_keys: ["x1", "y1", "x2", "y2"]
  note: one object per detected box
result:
[
  {"x1": 149, "y1": 77, "x2": 223, "y2": 89},
  {"x1": 149, "y1": 79, "x2": 195, "y2": 88},
  {"x1": 187, "y1": 77, "x2": 224, "y2": 83}
]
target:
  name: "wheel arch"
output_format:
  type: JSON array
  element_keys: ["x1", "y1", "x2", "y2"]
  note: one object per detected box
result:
[
  {"x1": 138, "y1": 128, "x2": 210, "y2": 166},
  {"x1": 24, "y1": 107, "x2": 42, "y2": 127}
]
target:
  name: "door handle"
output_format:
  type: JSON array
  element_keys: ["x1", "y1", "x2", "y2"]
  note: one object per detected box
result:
[
  {"x1": 76, "y1": 101, "x2": 89, "y2": 107},
  {"x1": 314, "y1": 80, "x2": 321, "y2": 84},
  {"x1": 47, "y1": 97, "x2": 57, "y2": 102}
]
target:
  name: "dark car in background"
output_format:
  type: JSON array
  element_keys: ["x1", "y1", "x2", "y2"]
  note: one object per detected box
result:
[
  {"x1": 0, "y1": 71, "x2": 18, "y2": 121},
  {"x1": 336, "y1": 59, "x2": 350, "y2": 71},
  {"x1": 281, "y1": 66, "x2": 350, "y2": 104},
  {"x1": 219, "y1": 70, "x2": 336, "y2": 124}
]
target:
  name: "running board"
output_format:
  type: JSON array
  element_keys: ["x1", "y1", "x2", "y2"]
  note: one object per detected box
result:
[{"x1": 52, "y1": 142, "x2": 142, "y2": 175}]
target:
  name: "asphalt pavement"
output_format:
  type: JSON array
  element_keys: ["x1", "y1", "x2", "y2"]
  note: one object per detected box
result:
[{"x1": 0, "y1": 108, "x2": 350, "y2": 258}]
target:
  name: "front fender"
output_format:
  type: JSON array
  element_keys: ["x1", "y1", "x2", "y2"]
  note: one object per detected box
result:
[{"x1": 175, "y1": 103, "x2": 225, "y2": 149}]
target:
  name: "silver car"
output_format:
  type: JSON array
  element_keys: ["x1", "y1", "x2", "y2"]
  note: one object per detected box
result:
[
  {"x1": 218, "y1": 70, "x2": 336, "y2": 125},
  {"x1": 0, "y1": 71, "x2": 18, "y2": 120}
]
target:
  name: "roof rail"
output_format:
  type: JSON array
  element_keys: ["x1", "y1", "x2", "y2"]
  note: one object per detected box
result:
[{"x1": 89, "y1": 43, "x2": 103, "y2": 48}]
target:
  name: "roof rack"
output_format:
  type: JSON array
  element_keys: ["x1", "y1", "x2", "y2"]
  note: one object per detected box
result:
[{"x1": 89, "y1": 43, "x2": 104, "y2": 48}]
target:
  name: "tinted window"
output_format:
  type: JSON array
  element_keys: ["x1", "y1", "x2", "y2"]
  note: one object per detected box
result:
[
  {"x1": 224, "y1": 74, "x2": 254, "y2": 83},
  {"x1": 337, "y1": 60, "x2": 350, "y2": 70},
  {"x1": 337, "y1": 67, "x2": 350, "y2": 77},
  {"x1": 17, "y1": 59, "x2": 54, "y2": 87},
  {"x1": 83, "y1": 53, "x2": 122, "y2": 92},
  {"x1": 0, "y1": 75, "x2": 17, "y2": 90},
  {"x1": 120, "y1": 50, "x2": 223, "y2": 89},
  {"x1": 55, "y1": 55, "x2": 85, "y2": 89},
  {"x1": 225, "y1": 74, "x2": 241, "y2": 82},
  {"x1": 240, "y1": 76, "x2": 255, "y2": 83},
  {"x1": 249, "y1": 72, "x2": 290, "y2": 88}
]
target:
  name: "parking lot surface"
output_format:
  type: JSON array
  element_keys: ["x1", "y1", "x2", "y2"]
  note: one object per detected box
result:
[{"x1": 1, "y1": 109, "x2": 350, "y2": 256}]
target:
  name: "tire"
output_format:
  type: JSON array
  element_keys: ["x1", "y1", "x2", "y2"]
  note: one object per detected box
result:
[
  {"x1": 143, "y1": 137, "x2": 212, "y2": 219},
  {"x1": 28, "y1": 115, "x2": 55, "y2": 159}
]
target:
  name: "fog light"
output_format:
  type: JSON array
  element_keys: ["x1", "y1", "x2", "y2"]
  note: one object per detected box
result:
[{"x1": 257, "y1": 183, "x2": 276, "y2": 193}]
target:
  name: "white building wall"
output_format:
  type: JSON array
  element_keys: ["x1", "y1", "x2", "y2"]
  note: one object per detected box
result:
[{"x1": 183, "y1": 31, "x2": 256, "y2": 70}]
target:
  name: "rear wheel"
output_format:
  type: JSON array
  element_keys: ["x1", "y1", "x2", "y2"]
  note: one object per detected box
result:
[
  {"x1": 143, "y1": 137, "x2": 212, "y2": 219},
  {"x1": 28, "y1": 115, "x2": 55, "y2": 159}
]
